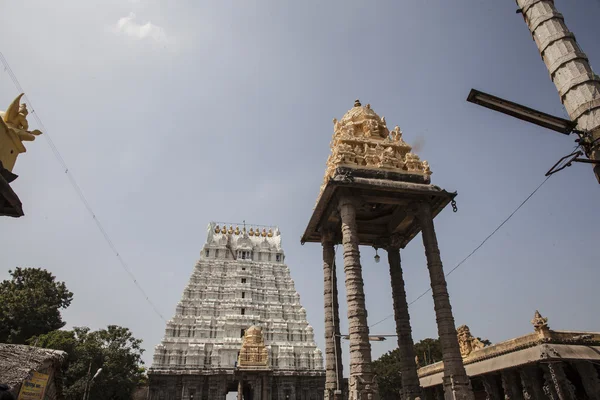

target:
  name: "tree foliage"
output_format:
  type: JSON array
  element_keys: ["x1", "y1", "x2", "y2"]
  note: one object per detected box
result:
[
  {"x1": 0, "y1": 267, "x2": 73, "y2": 343},
  {"x1": 372, "y1": 348, "x2": 402, "y2": 400},
  {"x1": 31, "y1": 325, "x2": 145, "y2": 400},
  {"x1": 413, "y1": 337, "x2": 443, "y2": 367},
  {"x1": 373, "y1": 336, "x2": 492, "y2": 399}
]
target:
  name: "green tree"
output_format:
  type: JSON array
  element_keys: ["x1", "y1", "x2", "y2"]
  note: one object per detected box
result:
[
  {"x1": 372, "y1": 348, "x2": 402, "y2": 400},
  {"x1": 372, "y1": 337, "x2": 493, "y2": 399},
  {"x1": 31, "y1": 325, "x2": 145, "y2": 400},
  {"x1": 0, "y1": 267, "x2": 73, "y2": 343},
  {"x1": 413, "y1": 337, "x2": 443, "y2": 367}
]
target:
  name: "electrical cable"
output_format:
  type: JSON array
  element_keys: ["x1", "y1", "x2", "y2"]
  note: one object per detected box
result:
[
  {"x1": 0, "y1": 52, "x2": 166, "y2": 322},
  {"x1": 369, "y1": 175, "x2": 552, "y2": 329}
]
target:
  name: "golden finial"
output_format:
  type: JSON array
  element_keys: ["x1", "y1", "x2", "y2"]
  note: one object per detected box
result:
[
  {"x1": 249, "y1": 228, "x2": 254, "y2": 236},
  {"x1": 267, "y1": 229, "x2": 273, "y2": 237},
  {"x1": 261, "y1": 228, "x2": 267, "y2": 237},
  {"x1": 228, "y1": 225, "x2": 233, "y2": 234},
  {"x1": 235, "y1": 226, "x2": 240, "y2": 235},
  {"x1": 354, "y1": 99, "x2": 361, "y2": 107},
  {"x1": 221, "y1": 226, "x2": 227, "y2": 234},
  {"x1": 214, "y1": 225, "x2": 220, "y2": 233}
]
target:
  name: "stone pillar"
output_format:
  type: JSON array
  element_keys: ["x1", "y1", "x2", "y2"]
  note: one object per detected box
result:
[
  {"x1": 322, "y1": 232, "x2": 344, "y2": 399},
  {"x1": 417, "y1": 201, "x2": 474, "y2": 400},
  {"x1": 262, "y1": 376, "x2": 268, "y2": 400},
  {"x1": 238, "y1": 380, "x2": 243, "y2": 400},
  {"x1": 516, "y1": 0, "x2": 600, "y2": 183},
  {"x1": 574, "y1": 361, "x2": 600, "y2": 400},
  {"x1": 385, "y1": 237, "x2": 422, "y2": 400},
  {"x1": 338, "y1": 196, "x2": 378, "y2": 399},
  {"x1": 541, "y1": 363, "x2": 576, "y2": 400},
  {"x1": 519, "y1": 366, "x2": 545, "y2": 400},
  {"x1": 501, "y1": 370, "x2": 523, "y2": 400},
  {"x1": 481, "y1": 375, "x2": 502, "y2": 400},
  {"x1": 434, "y1": 386, "x2": 445, "y2": 400}
]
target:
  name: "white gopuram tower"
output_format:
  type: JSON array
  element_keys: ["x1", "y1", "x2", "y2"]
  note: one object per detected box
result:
[{"x1": 148, "y1": 222, "x2": 325, "y2": 400}]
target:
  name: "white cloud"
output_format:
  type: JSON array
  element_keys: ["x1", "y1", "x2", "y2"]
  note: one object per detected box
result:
[{"x1": 112, "y1": 12, "x2": 167, "y2": 44}]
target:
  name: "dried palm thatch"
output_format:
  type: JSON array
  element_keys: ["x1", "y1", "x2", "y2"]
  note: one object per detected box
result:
[{"x1": 0, "y1": 344, "x2": 66, "y2": 392}]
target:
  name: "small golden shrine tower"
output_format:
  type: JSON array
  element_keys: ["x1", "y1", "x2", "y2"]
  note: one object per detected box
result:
[{"x1": 238, "y1": 326, "x2": 269, "y2": 369}]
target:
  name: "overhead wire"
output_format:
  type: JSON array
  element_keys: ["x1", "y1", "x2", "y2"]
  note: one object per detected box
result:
[
  {"x1": 369, "y1": 174, "x2": 552, "y2": 329},
  {"x1": 0, "y1": 52, "x2": 166, "y2": 322}
]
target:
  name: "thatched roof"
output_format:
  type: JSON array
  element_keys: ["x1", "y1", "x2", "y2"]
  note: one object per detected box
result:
[{"x1": 0, "y1": 344, "x2": 66, "y2": 389}]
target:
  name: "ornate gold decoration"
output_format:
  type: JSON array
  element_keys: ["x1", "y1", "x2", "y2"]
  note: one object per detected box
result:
[
  {"x1": 456, "y1": 325, "x2": 485, "y2": 358},
  {"x1": 531, "y1": 310, "x2": 550, "y2": 335},
  {"x1": 214, "y1": 225, "x2": 220, "y2": 234},
  {"x1": 238, "y1": 326, "x2": 269, "y2": 368},
  {"x1": 228, "y1": 226, "x2": 234, "y2": 234},
  {"x1": 1, "y1": 93, "x2": 42, "y2": 142},
  {"x1": 261, "y1": 228, "x2": 267, "y2": 237},
  {"x1": 249, "y1": 228, "x2": 254, "y2": 236},
  {"x1": 267, "y1": 229, "x2": 273, "y2": 237},
  {"x1": 221, "y1": 226, "x2": 227, "y2": 234},
  {"x1": 235, "y1": 226, "x2": 240, "y2": 235},
  {"x1": 318, "y1": 101, "x2": 432, "y2": 199}
]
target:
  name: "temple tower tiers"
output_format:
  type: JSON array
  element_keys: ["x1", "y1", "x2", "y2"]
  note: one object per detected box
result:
[{"x1": 149, "y1": 222, "x2": 324, "y2": 400}]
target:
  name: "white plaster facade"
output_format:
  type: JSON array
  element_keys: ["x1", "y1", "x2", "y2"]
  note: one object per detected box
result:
[{"x1": 151, "y1": 222, "x2": 324, "y2": 373}]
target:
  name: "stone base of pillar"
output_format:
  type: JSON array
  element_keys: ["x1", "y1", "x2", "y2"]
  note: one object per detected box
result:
[
  {"x1": 402, "y1": 387, "x2": 425, "y2": 400},
  {"x1": 442, "y1": 375, "x2": 474, "y2": 400},
  {"x1": 348, "y1": 376, "x2": 379, "y2": 400}
]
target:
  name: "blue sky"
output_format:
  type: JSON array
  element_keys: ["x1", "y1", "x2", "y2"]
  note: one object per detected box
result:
[{"x1": 1, "y1": 0, "x2": 599, "y2": 374}]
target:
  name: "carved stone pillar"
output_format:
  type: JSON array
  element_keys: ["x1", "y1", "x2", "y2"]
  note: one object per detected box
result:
[
  {"x1": 385, "y1": 237, "x2": 422, "y2": 400},
  {"x1": 574, "y1": 361, "x2": 600, "y2": 400},
  {"x1": 481, "y1": 375, "x2": 502, "y2": 400},
  {"x1": 338, "y1": 196, "x2": 378, "y2": 399},
  {"x1": 322, "y1": 232, "x2": 344, "y2": 399},
  {"x1": 238, "y1": 380, "x2": 243, "y2": 400},
  {"x1": 434, "y1": 386, "x2": 444, "y2": 400},
  {"x1": 501, "y1": 370, "x2": 523, "y2": 400},
  {"x1": 417, "y1": 201, "x2": 473, "y2": 400},
  {"x1": 519, "y1": 366, "x2": 545, "y2": 400},
  {"x1": 541, "y1": 363, "x2": 576, "y2": 400},
  {"x1": 262, "y1": 376, "x2": 268, "y2": 400}
]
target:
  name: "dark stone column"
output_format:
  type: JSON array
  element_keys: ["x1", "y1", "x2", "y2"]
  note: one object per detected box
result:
[
  {"x1": 574, "y1": 361, "x2": 600, "y2": 400},
  {"x1": 338, "y1": 196, "x2": 378, "y2": 399},
  {"x1": 481, "y1": 375, "x2": 503, "y2": 400},
  {"x1": 519, "y1": 366, "x2": 545, "y2": 400},
  {"x1": 541, "y1": 363, "x2": 576, "y2": 400},
  {"x1": 417, "y1": 202, "x2": 473, "y2": 400},
  {"x1": 237, "y1": 380, "x2": 243, "y2": 400},
  {"x1": 501, "y1": 370, "x2": 523, "y2": 400},
  {"x1": 322, "y1": 232, "x2": 344, "y2": 399},
  {"x1": 385, "y1": 237, "x2": 422, "y2": 400}
]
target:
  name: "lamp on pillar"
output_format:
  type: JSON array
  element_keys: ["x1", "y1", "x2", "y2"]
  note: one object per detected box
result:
[
  {"x1": 302, "y1": 100, "x2": 473, "y2": 400},
  {"x1": 373, "y1": 248, "x2": 381, "y2": 263},
  {"x1": 468, "y1": 0, "x2": 600, "y2": 183}
]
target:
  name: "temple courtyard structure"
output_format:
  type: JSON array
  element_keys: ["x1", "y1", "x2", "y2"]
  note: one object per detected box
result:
[
  {"x1": 148, "y1": 223, "x2": 325, "y2": 400},
  {"x1": 419, "y1": 311, "x2": 600, "y2": 400}
]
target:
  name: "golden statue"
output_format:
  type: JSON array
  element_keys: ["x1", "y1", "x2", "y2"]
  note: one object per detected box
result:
[
  {"x1": 0, "y1": 93, "x2": 43, "y2": 172},
  {"x1": 1, "y1": 94, "x2": 42, "y2": 142}
]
